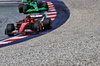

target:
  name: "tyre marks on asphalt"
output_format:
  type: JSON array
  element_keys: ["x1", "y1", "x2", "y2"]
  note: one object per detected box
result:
[{"x1": 0, "y1": 17, "x2": 8, "y2": 28}]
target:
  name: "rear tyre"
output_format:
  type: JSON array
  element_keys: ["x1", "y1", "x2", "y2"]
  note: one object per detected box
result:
[
  {"x1": 43, "y1": 2, "x2": 49, "y2": 10},
  {"x1": 5, "y1": 23, "x2": 15, "y2": 36},
  {"x1": 43, "y1": 18, "x2": 52, "y2": 30},
  {"x1": 37, "y1": 2, "x2": 43, "y2": 8},
  {"x1": 33, "y1": 22, "x2": 41, "y2": 33},
  {"x1": 18, "y1": 4, "x2": 24, "y2": 13}
]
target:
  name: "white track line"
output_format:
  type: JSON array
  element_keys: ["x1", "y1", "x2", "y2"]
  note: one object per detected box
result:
[
  {"x1": 0, "y1": 41, "x2": 12, "y2": 44},
  {"x1": 51, "y1": 18, "x2": 55, "y2": 20},
  {"x1": 0, "y1": 36, "x2": 28, "y2": 44}
]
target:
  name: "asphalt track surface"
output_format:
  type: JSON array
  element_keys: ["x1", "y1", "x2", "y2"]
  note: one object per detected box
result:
[
  {"x1": 0, "y1": 0, "x2": 100, "y2": 66},
  {"x1": 0, "y1": 3, "x2": 26, "y2": 40},
  {"x1": 0, "y1": 0, "x2": 70, "y2": 47}
]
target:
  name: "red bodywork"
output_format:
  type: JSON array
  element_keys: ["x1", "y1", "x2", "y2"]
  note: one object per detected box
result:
[{"x1": 12, "y1": 16, "x2": 39, "y2": 34}]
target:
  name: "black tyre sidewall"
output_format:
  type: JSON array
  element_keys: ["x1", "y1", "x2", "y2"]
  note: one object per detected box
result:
[
  {"x1": 43, "y1": 18, "x2": 52, "y2": 30},
  {"x1": 33, "y1": 22, "x2": 40, "y2": 32},
  {"x1": 23, "y1": 5, "x2": 28, "y2": 14},
  {"x1": 18, "y1": 4, "x2": 24, "y2": 13},
  {"x1": 43, "y1": 3, "x2": 48, "y2": 8},
  {"x1": 5, "y1": 23, "x2": 15, "y2": 36},
  {"x1": 37, "y1": 2, "x2": 43, "y2": 8}
]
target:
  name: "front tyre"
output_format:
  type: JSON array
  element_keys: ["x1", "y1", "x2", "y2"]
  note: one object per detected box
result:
[
  {"x1": 23, "y1": 5, "x2": 28, "y2": 14},
  {"x1": 18, "y1": 4, "x2": 24, "y2": 13},
  {"x1": 5, "y1": 23, "x2": 15, "y2": 36}
]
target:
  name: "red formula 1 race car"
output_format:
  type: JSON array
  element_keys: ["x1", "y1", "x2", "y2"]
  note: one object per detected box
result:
[{"x1": 5, "y1": 15, "x2": 52, "y2": 36}]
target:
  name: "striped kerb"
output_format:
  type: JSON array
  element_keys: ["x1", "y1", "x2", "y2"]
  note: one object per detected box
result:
[{"x1": 0, "y1": 2, "x2": 57, "y2": 45}]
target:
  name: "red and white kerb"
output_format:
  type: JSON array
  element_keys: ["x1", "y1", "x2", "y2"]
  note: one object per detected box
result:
[{"x1": 0, "y1": 2, "x2": 57, "y2": 45}]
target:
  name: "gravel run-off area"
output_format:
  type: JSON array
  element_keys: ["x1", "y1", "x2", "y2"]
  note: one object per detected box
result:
[{"x1": 0, "y1": 0, "x2": 100, "y2": 66}]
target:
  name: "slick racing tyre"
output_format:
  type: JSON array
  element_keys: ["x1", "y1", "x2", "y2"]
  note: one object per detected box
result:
[
  {"x1": 5, "y1": 23, "x2": 15, "y2": 36},
  {"x1": 33, "y1": 22, "x2": 41, "y2": 32},
  {"x1": 43, "y1": 18, "x2": 52, "y2": 30},
  {"x1": 37, "y1": 2, "x2": 43, "y2": 8},
  {"x1": 18, "y1": 4, "x2": 24, "y2": 13},
  {"x1": 43, "y1": 3, "x2": 49, "y2": 9}
]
